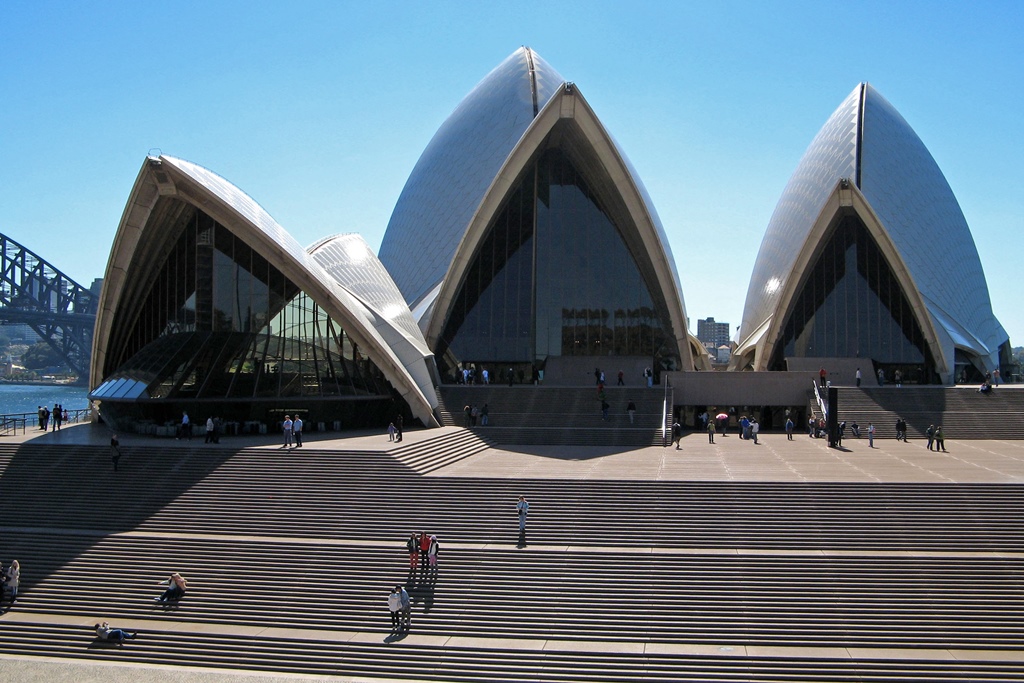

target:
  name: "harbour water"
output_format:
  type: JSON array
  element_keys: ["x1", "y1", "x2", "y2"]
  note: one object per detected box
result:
[{"x1": 0, "y1": 384, "x2": 90, "y2": 417}]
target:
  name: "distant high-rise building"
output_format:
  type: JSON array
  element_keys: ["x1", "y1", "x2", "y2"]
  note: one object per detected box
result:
[{"x1": 697, "y1": 317, "x2": 731, "y2": 348}]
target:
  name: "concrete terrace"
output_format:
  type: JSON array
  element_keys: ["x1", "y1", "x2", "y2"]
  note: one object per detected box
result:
[{"x1": 0, "y1": 421, "x2": 1023, "y2": 681}]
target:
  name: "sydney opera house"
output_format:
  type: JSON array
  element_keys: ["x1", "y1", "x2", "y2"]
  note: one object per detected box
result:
[{"x1": 88, "y1": 48, "x2": 1009, "y2": 432}]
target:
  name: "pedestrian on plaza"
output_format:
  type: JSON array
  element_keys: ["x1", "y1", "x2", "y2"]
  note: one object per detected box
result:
[
  {"x1": 601, "y1": 400, "x2": 610, "y2": 421},
  {"x1": 819, "y1": 366, "x2": 827, "y2": 388},
  {"x1": 53, "y1": 404, "x2": 62, "y2": 430},
  {"x1": 41, "y1": 406, "x2": 50, "y2": 431},
  {"x1": 837, "y1": 421, "x2": 846, "y2": 447},
  {"x1": 851, "y1": 422, "x2": 860, "y2": 438},
  {"x1": 751, "y1": 419, "x2": 759, "y2": 445},
  {"x1": 926, "y1": 424, "x2": 935, "y2": 451},
  {"x1": 293, "y1": 416, "x2": 303, "y2": 447},
  {"x1": 387, "y1": 586, "x2": 402, "y2": 632},
  {"x1": 470, "y1": 405, "x2": 479, "y2": 427},
  {"x1": 388, "y1": 422, "x2": 396, "y2": 442},
  {"x1": 480, "y1": 404, "x2": 489, "y2": 426},
  {"x1": 868, "y1": 422, "x2": 875, "y2": 448},
  {"x1": 895, "y1": 369, "x2": 903, "y2": 387},
  {"x1": 673, "y1": 421, "x2": 683, "y2": 449},
  {"x1": 856, "y1": 367, "x2": 862, "y2": 387},
  {"x1": 178, "y1": 411, "x2": 190, "y2": 440},
  {"x1": 627, "y1": 400, "x2": 636, "y2": 424},
  {"x1": 785, "y1": 417, "x2": 794, "y2": 440},
  {"x1": 935, "y1": 425, "x2": 947, "y2": 452},
  {"x1": 37, "y1": 406, "x2": 44, "y2": 431},
  {"x1": 517, "y1": 496, "x2": 529, "y2": 532},
  {"x1": 594, "y1": 368, "x2": 602, "y2": 385},
  {"x1": 895, "y1": 418, "x2": 905, "y2": 442},
  {"x1": 406, "y1": 532, "x2": 419, "y2": 571},
  {"x1": 707, "y1": 419, "x2": 716, "y2": 444},
  {"x1": 808, "y1": 416, "x2": 815, "y2": 437},
  {"x1": 282, "y1": 415, "x2": 293, "y2": 448},
  {"x1": 464, "y1": 404, "x2": 472, "y2": 427},
  {"x1": 95, "y1": 621, "x2": 136, "y2": 645},
  {"x1": 877, "y1": 368, "x2": 885, "y2": 386},
  {"x1": 617, "y1": 370, "x2": 624, "y2": 386},
  {"x1": 110, "y1": 434, "x2": 122, "y2": 471},
  {"x1": 205, "y1": 417, "x2": 215, "y2": 443}
]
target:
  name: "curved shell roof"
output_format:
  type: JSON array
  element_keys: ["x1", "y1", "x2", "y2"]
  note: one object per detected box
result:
[
  {"x1": 378, "y1": 47, "x2": 565, "y2": 307},
  {"x1": 738, "y1": 83, "x2": 1006, "y2": 373},
  {"x1": 93, "y1": 155, "x2": 438, "y2": 425}
]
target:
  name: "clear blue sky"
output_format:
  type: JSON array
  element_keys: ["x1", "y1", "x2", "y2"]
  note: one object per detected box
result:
[{"x1": 2, "y1": 1, "x2": 1021, "y2": 345}]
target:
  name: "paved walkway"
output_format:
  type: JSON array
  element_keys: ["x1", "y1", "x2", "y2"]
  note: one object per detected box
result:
[{"x1": 8, "y1": 422, "x2": 1024, "y2": 484}]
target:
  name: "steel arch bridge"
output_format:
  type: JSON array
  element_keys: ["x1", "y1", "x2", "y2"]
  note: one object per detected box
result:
[{"x1": 0, "y1": 232, "x2": 97, "y2": 380}]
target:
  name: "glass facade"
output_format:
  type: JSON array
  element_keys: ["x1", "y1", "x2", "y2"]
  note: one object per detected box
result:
[
  {"x1": 93, "y1": 202, "x2": 397, "y2": 427},
  {"x1": 768, "y1": 214, "x2": 937, "y2": 381},
  {"x1": 436, "y1": 147, "x2": 673, "y2": 379}
]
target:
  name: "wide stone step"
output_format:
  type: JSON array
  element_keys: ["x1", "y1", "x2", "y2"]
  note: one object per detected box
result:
[{"x1": 4, "y1": 622, "x2": 1024, "y2": 682}]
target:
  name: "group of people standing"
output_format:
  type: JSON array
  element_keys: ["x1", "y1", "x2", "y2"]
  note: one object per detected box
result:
[
  {"x1": 406, "y1": 531, "x2": 439, "y2": 572},
  {"x1": 463, "y1": 404, "x2": 489, "y2": 427},
  {"x1": 36, "y1": 404, "x2": 67, "y2": 431},
  {"x1": 925, "y1": 424, "x2": 947, "y2": 451},
  {"x1": 281, "y1": 415, "x2": 304, "y2": 448}
]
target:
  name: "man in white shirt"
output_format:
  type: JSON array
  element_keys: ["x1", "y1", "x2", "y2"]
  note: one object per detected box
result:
[{"x1": 282, "y1": 415, "x2": 293, "y2": 448}]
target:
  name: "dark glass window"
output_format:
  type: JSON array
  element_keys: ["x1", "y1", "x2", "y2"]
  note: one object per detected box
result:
[
  {"x1": 769, "y1": 214, "x2": 936, "y2": 378},
  {"x1": 100, "y1": 204, "x2": 392, "y2": 401},
  {"x1": 437, "y1": 147, "x2": 673, "y2": 376}
]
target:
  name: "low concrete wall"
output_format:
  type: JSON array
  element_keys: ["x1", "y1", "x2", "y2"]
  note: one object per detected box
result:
[{"x1": 667, "y1": 371, "x2": 818, "y2": 406}]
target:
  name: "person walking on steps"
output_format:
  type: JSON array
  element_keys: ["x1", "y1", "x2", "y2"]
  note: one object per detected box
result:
[
  {"x1": 387, "y1": 587, "x2": 402, "y2": 633},
  {"x1": 110, "y1": 434, "x2": 123, "y2": 471},
  {"x1": 517, "y1": 496, "x2": 529, "y2": 532},
  {"x1": 399, "y1": 585, "x2": 411, "y2": 631},
  {"x1": 5, "y1": 560, "x2": 20, "y2": 603}
]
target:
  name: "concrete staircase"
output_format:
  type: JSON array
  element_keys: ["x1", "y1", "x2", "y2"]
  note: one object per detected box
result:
[
  {"x1": 1, "y1": 442, "x2": 1024, "y2": 680},
  {"x1": 437, "y1": 385, "x2": 669, "y2": 446},
  {"x1": 833, "y1": 386, "x2": 1024, "y2": 439}
]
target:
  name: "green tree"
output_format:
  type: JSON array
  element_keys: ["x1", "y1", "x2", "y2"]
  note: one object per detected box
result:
[{"x1": 21, "y1": 342, "x2": 62, "y2": 370}]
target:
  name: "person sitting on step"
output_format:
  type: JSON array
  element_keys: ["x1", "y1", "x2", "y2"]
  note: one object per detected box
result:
[
  {"x1": 155, "y1": 572, "x2": 188, "y2": 603},
  {"x1": 96, "y1": 621, "x2": 136, "y2": 645}
]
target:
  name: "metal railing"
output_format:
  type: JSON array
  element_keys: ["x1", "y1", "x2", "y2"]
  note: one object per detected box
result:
[{"x1": 1, "y1": 407, "x2": 90, "y2": 435}]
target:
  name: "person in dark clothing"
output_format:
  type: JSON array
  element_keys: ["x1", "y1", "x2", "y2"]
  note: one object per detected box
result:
[{"x1": 110, "y1": 434, "x2": 122, "y2": 471}]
